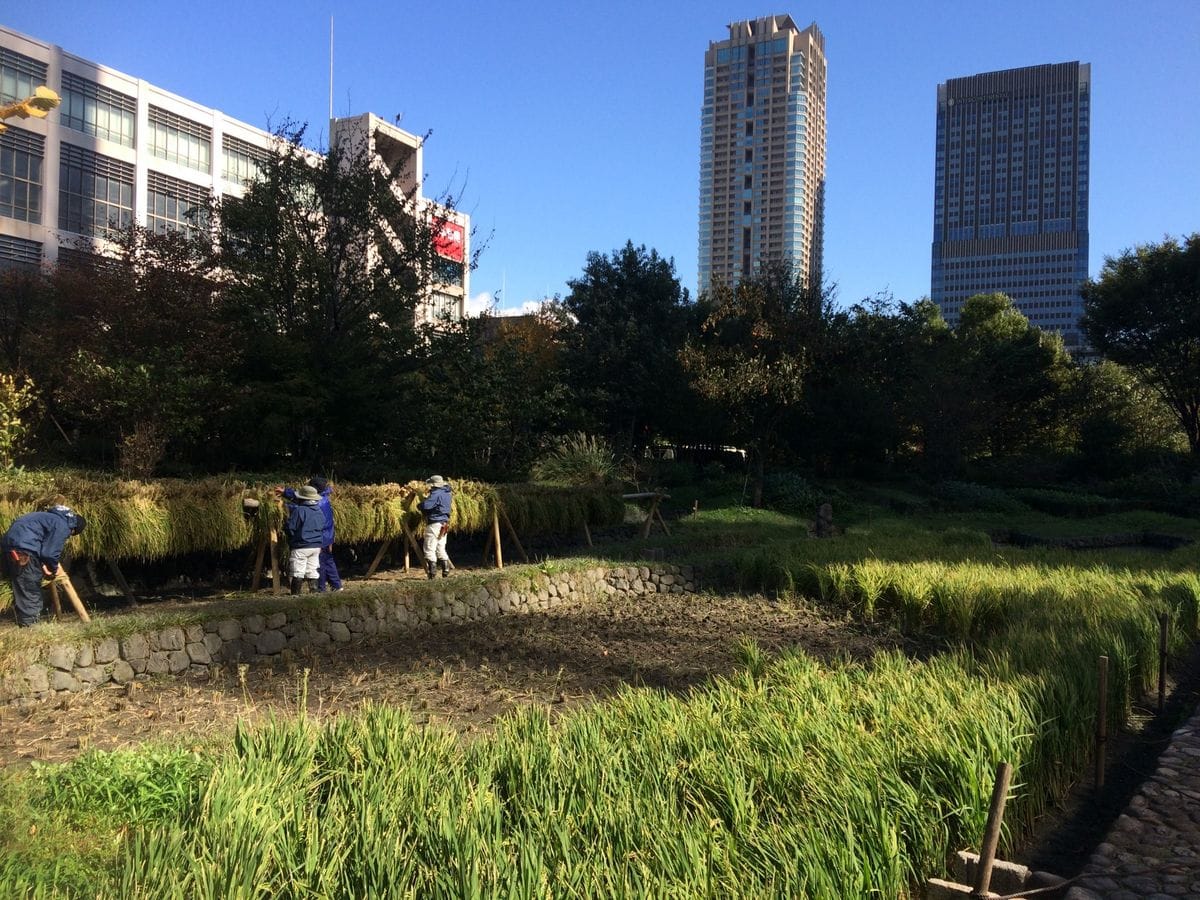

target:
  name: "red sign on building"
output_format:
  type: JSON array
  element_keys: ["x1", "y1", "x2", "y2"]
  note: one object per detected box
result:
[{"x1": 433, "y1": 219, "x2": 465, "y2": 262}]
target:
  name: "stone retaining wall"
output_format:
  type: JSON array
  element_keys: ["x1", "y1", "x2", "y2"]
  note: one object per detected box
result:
[{"x1": 1, "y1": 563, "x2": 696, "y2": 705}]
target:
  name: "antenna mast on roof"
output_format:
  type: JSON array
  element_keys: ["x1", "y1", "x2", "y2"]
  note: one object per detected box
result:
[{"x1": 328, "y1": 15, "x2": 334, "y2": 122}]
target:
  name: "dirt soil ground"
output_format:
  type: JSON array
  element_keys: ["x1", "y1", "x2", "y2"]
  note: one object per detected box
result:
[{"x1": 0, "y1": 581, "x2": 905, "y2": 767}]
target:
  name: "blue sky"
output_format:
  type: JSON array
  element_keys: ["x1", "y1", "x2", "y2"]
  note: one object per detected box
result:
[{"x1": 5, "y1": 1, "x2": 1198, "y2": 313}]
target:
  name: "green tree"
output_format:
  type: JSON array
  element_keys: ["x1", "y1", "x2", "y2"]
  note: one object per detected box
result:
[
  {"x1": 680, "y1": 265, "x2": 829, "y2": 506},
  {"x1": 212, "y1": 125, "x2": 456, "y2": 470},
  {"x1": 1082, "y1": 234, "x2": 1200, "y2": 455},
  {"x1": 557, "y1": 242, "x2": 693, "y2": 455}
]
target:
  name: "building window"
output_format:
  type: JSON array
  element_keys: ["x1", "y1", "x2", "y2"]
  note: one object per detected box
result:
[
  {"x1": 60, "y1": 72, "x2": 136, "y2": 146},
  {"x1": 59, "y1": 143, "x2": 133, "y2": 238},
  {"x1": 148, "y1": 106, "x2": 212, "y2": 172},
  {"x1": 0, "y1": 234, "x2": 41, "y2": 268},
  {"x1": 146, "y1": 171, "x2": 209, "y2": 239},
  {"x1": 0, "y1": 127, "x2": 43, "y2": 223},
  {"x1": 430, "y1": 290, "x2": 461, "y2": 322},
  {"x1": 221, "y1": 134, "x2": 269, "y2": 185},
  {"x1": 434, "y1": 257, "x2": 464, "y2": 287},
  {"x1": 0, "y1": 47, "x2": 47, "y2": 104}
]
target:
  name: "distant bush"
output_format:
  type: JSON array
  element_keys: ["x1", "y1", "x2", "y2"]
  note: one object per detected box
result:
[
  {"x1": 762, "y1": 472, "x2": 820, "y2": 515},
  {"x1": 1009, "y1": 487, "x2": 1123, "y2": 518},
  {"x1": 933, "y1": 481, "x2": 1029, "y2": 514},
  {"x1": 531, "y1": 433, "x2": 616, "y2": 487}
]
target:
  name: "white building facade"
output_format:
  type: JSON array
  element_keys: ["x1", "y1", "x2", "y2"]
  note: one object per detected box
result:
[{"x1": 0, "y1": 25, "x2": 467, "y2": 321}]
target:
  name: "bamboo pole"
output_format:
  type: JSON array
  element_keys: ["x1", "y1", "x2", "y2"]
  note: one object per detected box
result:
[
  {"x1": 1096, "y1": 655, "x2": 1109, "y2": 791},
  {"x1": 481, "y1": 528, "x2": 494, "y2": 565},
  {"x1": 499, "y1": 506, "x2": 529, "y2": 563},
  {"x1": 970, "y1": 761, "x2": 1012, "y2": 900},
  {"x1": 491, "y1": 508, "x2": 504, "y2": 569},
  {"x1": 106, "y1": 559, "x2": 139, "y2": 608},
  {"x1": 400, "y1": 516, "x2": 424, "y2": 562},
  {"x1": 1158, "y1": 614, "x2": 1169, "y2": 715},
  {"x1": 582, "y1": 520, "x2": 593, "y2": 548},
  {"x1": 653, "y1": 504, "x2": 672, "y2": 537},
  {"x1": 640, "y1": 495, "x2": 661, "y2": 539},
  {"x1": 250, "y1": 532, "x2": 268, "y2": 592},
  {"x1": 365, "y1": 538, "x2": 393, "y2": 578},
  {"x1": 269, "y1": 528, "x2": 281, "y2": 595},
  {"x1": 47, "y1": 580, "x2": 63, "y2": 619},
  {"x1": 52, "y1": 567, "x2": 90, "y2": 623}
]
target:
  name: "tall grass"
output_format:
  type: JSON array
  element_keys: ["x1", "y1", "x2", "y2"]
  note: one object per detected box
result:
[{"x1": 2, "y1": 509, "x2": 1196, "y2": 897}]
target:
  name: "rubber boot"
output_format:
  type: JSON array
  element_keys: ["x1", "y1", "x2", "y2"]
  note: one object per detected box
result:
[
  {"x1": 425, "y1": 560, "x2": 436, "y2": 580},
  {"x1": 305, "y1": 578, "x2": 319, "y2": 594},
  {"x1": 290, "y1": 577, "x2": 302, "y2": 596},
  {"x1": 439, "y1": 559, "x2": 451, "y2": 578}
]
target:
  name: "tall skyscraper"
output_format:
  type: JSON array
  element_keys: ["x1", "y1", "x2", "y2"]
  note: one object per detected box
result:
[
  {"x1": 698, "y1": 16, "x2": 826, "y2": 295},
  {"x1": 931, "y1": 62, "x2": 1090, "y2": 349}
]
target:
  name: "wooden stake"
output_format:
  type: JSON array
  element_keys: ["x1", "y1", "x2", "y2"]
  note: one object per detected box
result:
[
  {"x1": 269, "y1": 528, "x2": 281, "y2": 595},
  {"x1": 106, "y1": 559, "x2": 139, "y2": 608},
  {"x1": 491, "y1": 508, "x2": 504, "y2": 569},
  {"x1": 499, "y1": 506, "x2": 529, "y2": 563},
  {"x1": 52, "y1": 567, "x2": 90, "y2": 623},
  {"x1": 400, "y1": 517, "x2": 424, "y2": 561},
  {"x1": 582, "y1": 520, "x2": 593, "y2": 548},
  {"x1": 48, "y1": 580, "x2": 63, "y2": 619},
  {"x1": 365, "y1": 538, "x2": 393, "y2": 578},
  {"x1": 1096, "y1": 655, "x2": 1109, "y2": 791},
  {"x1": 250, "y1": 532, "x2": 268, "y2": 592},
  {"x1": 653, "y1": 504, "x2": 672, "y2": 537},
  {"x1": 1159, "y1": 613, "x2": 1169, "y2": 715},
  {"x1": 971, "y1": 761, "x2": 1012, "y2": 900},
  {"x1": 640, "y1": 495, "x2": 661, "y2": 539}
]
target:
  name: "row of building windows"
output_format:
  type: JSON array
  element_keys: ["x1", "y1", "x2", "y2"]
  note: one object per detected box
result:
[
  {"x1": 0, "y1": 46, "x2": 47, "y2": 105},
  {"x1": 1, "y1": 127, "x2": 208, "y2": 238}
]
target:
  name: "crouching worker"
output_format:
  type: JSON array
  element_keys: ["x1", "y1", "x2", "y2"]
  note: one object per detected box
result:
[
  {"x1": 277, "y1": 484, "x2": 324, "y2": 595},
  {"x1": 418, "y1": 475, "x2": 452, "y2": 579},
  {"x1": 2, "y1": 504, "x2": 86, "y2": 627}
]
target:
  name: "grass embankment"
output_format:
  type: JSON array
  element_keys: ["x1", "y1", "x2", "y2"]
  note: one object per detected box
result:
[{"x1": 2, "y1": 503, "x2": 1198, "y2": 897}]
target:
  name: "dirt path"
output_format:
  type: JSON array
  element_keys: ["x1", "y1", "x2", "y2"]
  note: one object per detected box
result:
[{"x1": 0, "y1": 590, "x2": 902, "y2": 766}]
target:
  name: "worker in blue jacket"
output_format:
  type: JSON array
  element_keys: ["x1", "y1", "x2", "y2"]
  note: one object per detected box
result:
[
  {"x1": 282, "y1": 477, "x2": 343, "y2": 593},
  {"x1": 2, "y1": 504, "x2": 86, "y2": 627},
  {"x1": 275, "y1": 484, "x2": 325, "y2": 595},
  {"x1": 418, "y1": 475, "x2": 453, "y2": 579}
]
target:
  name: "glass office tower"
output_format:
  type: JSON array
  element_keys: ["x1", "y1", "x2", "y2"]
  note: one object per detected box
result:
[
  {"x1": 698, "y1": 16, "x2": 826, "y2": 295},
  {"x1": 931, "y1": 62, "x2": 1090, "y2": 350}
]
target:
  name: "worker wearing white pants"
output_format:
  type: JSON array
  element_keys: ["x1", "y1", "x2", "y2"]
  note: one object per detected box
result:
[{"x1": 418, "y1": 475, "x2": 452, "y2": 579}]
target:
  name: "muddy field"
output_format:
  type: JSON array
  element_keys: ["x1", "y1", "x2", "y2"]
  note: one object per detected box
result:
[{"x1": 0, "y1": 584, "x2": 903, "y2": 767}]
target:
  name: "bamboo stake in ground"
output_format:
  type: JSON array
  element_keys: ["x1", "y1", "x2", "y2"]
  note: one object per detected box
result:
[
  {"x1": 499, "y1": 506, "x2": 529, "y2": 563},
  {"x1": 970, "y1": 761, "x2": 1012, "y2": 900},
  {"x1": 491, "y1": 508, "x2": 504, "y2": 569},
  {"x1": 269, "y1": 528, "x2": 281, "y2": 595},
  {"x1": 51, "y1": 566, "x2": 90, "y2": 623},
  {"x1": 1096, "y1": 654, "x2": 1109, "y2": 791},
  {"x1": 106, "y1": 559, "x2": 139, "y2": 608},
  {"x1": 250, "y1": 531, "x2": 268, "y2": 592},
  {"x1": 47, "y1": 579, "x2": 63, "y2": 619},
  {"x1": 400, "y1": 516, "x2": 423, "y2": 565},
  {"x1": 583, "y1": 520, "x2": 593, "y2": 548},
  {"x1": 365, "y1": 538, "x2": 393, "y2": 578}
]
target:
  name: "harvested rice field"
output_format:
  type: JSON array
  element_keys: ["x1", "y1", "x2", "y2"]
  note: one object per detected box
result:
[{"x1": 0, "y1": 584, "x2": 902, "y2": 766}]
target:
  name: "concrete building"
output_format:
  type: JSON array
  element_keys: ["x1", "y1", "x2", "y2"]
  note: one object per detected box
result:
[
  {"x1": 698, "y1": 15, "x2": 826, "y2": 295},
  {"x1": 931, "y1": 61, "x2": 1090, "y2": 350},
  {"x1": 0, "y1": 24, "x2": 467, "y2": 322}
]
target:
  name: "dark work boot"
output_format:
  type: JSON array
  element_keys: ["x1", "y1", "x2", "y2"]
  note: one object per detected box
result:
[
  {"x1": 439, "y1": 559, "x2": 451, "y2": 578},
  {"x1": 305, "y1": 578, "x2": 319, "y2": 594},
  {"x1": 425, "y1": 560, "x2": 436, "y2": 580},
  {"x1": 290, "y1": 577, "x2": 302, "y2": 596}
]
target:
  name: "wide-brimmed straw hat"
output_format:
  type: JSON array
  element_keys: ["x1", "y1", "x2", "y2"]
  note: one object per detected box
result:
[
  {"x1": 426, "y1": 475, "x2": 446, "y2": 487},
  {"x1": 296, "y1": 485, "x2": 321, "y2": 502}
]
